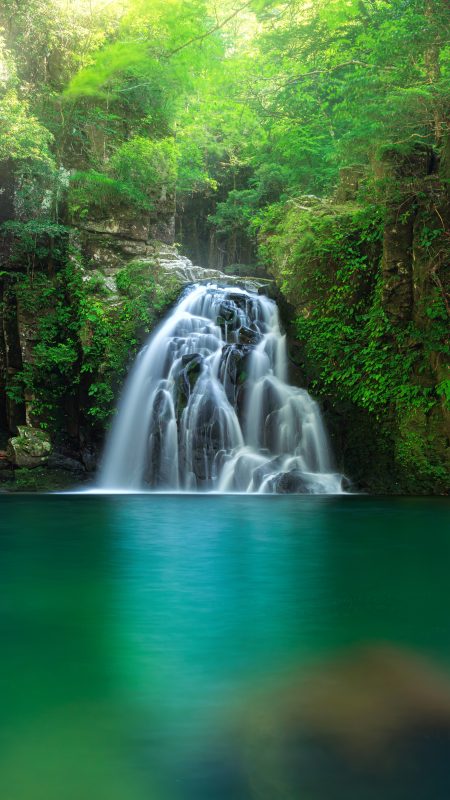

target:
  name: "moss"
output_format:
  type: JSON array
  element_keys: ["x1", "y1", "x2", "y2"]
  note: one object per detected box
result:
[
  {"x1": 7, "y1": 426, "x2": 52, "y2": 467},
  {"x1": 263, "y1": 195, "x2": 449, "y2": 494},
  {"x1": 68, "y1": 171, "x2": 152, "y2": 222},
  {"x1": 395, "y1": 409, "x2": 449, "y2": 494},
  {"x1": 3, "y1": 467, "x2": 88, "y2": 493},
  {"x1": 80, "y1": 257, "x2": 181, "y2": 425}
]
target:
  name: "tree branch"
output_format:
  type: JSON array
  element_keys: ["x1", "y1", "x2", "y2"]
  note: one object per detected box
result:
[
  {"x1": 282, "y1": 60, "x2": 392, "y2": 87},
  {"x1": 114, "y1": 1, "x2": 254, "y2": 93},
  {"x1": 166, "y1": 0, "x2": 254, "y2": 57}
]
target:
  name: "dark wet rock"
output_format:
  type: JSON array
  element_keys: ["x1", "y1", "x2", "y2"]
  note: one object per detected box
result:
[
  {"x1": 251, "y1": 456, "x2": 286, "y2": 492},
  {"x1": 251, "y1": 461, "x2": 315, "y2": 494},
  {"x1": 226, "y1": 292, "x2": 248, "y2": 311},
  {"x1": 238, "y1": 326, "x2": 262, "y2": 345},
  {"x1": 253, "y1": 381, "x2": 286, "y2": 450},
  {"x1": 263, "y1": 410, "x2": 283, "y2": 454},
  {"x1": 341, "y1": 475, "x2": 353, "y2": 492},
  {"x1": 0, "y1": 455, "x2": 12, "y2": 471},
  {"x1": 176, "y1": 354, "x2": 204, "y2": 410},
  {"x1": 47, "y1": 453, "x2": 86, "y2": 474},
  {"x1": 257, "y1": 282, "x2": 278, "y2": 300},
  {"x1": 0, "y1": 468, "x2": 15, "y2": 482},
  {"x1": 181, "y1": 353, "x2": 203, "y2": 372},
  {"x1": 219, "y1": 301, "x2": 237, "y2": 322},
  {"x1": 151, "y1": 388, "x2": 173, "y2": 423},
  {"x1": 216, "y1": 300, "x2": 243, "y2": 335},
  {"x1": 81, "y1": 444, "x2": 99, "y2": 473},
  {"x1": 271, "y1": 469, "x2": 311, "y2": 494},
  {"x1": 186, "y1": 396, "x2": 224, "y2": 483},
  {"x1": 219, "y1": 344, "x2": 253, "y2": 406},
  {"x1": 145, "y1": 387, "x2": 178, "y2": 486}
]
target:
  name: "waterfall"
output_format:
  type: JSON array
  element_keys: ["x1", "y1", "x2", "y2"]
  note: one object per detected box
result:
[{"x1": 100, "y1": 284, "x2": 344, "y2": 493}]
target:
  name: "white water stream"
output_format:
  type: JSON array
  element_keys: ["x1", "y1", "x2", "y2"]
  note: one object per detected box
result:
[{"x1": 100, "y1": 284, "x2": 344, "y2": 493}]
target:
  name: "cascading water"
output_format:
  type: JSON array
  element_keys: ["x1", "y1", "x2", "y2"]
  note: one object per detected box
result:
[{"x1": 100, "y1": 284, "x2": 344, "y2": 493}]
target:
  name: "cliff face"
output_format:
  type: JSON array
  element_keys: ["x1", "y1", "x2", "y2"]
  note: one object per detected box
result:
[
  {"x1": 0, "y1": 184, "x2": 183, "y2": 483},
  {"x1": 264, "y1": 145, "x2": 449, "y2": 494}
]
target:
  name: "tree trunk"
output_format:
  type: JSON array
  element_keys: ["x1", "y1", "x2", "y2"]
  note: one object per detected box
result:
[{"x1": 0, "y1": 160, "x2": 15, "y2": 224}]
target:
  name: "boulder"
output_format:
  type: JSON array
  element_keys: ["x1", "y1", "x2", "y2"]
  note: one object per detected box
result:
[
  {"x1": 238, "y1": 326, "x2": 262, "y2": 345},
  {"x1": 216, "y1": 300, "x2": 239, "y2": 332},
  {"x1": 272, "y1": 469, "x2": 311, "y2": 494},
  {"x1": 7, "y1": 426, "x2": 52, "y2": 468},
  {"x1": 47, "y1": 453, "x2": 86, "y2": 474},
  {"x1": 251, "y1": 456, "x2": 285, "y2": 491},
  {"x1": 226, "y1": 292, "x2": 248, "y2": 310}
]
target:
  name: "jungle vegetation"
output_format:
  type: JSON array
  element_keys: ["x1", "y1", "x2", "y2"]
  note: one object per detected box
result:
[{"x1": 0, "y1": 0, "x2": 449, "y2": 491}]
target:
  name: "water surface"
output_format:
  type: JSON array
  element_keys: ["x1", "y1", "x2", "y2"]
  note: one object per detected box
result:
[{"x1": 1, "y1": 496, "x2": 449, "y2": 799}]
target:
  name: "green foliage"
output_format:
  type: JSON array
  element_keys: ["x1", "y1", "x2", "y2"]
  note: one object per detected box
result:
[
  {"x1": 263, "y1": 200, "x2": 447, "y2": 416},
  {"x1": 64, "y1": 41, "x2": 151, "y2": 100},
  {"x1": 79, "y1": 258, "x2": 180, "y2": 423},
  {"x1": 176, "y1": 133, "x2": 218, "y2": 195},
  {"x1": 67, "y1": 135, "x2": 179, "y2": 224},
  {"x1": 110, "y1": 137, "x2": 177, "y2": 197},
  {"x1": 7, "y1": 257, "x2": 81, "y2": 427},
  {"x1": 1, "y1": 221, "x2": 70, "y2": 271},
  {"x1": 263, "y1": 196, "x2": 449, "y2": 491},
  {"x1": 0, "y1": 90, "x2": 54, "y2": 164},
  {"x1": 0, "y1": 0, "x2": 118, "y2": 98},
  {"x1": 1, "y1": 0, "x2": 448, "y2": 491},
  {"x1": 3, "y1": 236, "x2": 180, "y2": 428},
  {"x1": 437, "y1": 379, "x2": 450, "y2": 404},
  {"x1": 68, "y1": 171, "x2": 152, "y2": 219},
  {"x1": 394, "y1": 407, "x2": 450, "y2": 493},
  {"x1": 209, "y1": 189, "x2": 260, "y2": 236}
]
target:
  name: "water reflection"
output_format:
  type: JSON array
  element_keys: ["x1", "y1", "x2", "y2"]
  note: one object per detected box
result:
[{"x1": 0, "y1": 496, "x2": 449, "y2": 799}]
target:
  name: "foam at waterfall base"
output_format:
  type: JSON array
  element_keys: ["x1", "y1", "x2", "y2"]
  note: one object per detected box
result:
[{"x1": 100, "y1": 283, "x2": 345, "y2": 494}]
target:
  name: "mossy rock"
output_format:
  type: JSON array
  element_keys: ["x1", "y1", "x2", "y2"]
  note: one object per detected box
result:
[{"x1": 7, "y1": 426, "x2": 52, "y2": 468}]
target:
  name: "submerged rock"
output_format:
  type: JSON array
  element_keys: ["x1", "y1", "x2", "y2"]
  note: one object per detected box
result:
[
  {"x1": 7, "y1": 426, "x2": 52, "y2": 468},
  {"x1": 182, "y1": 646, "x2": 450, "y2": 800}
]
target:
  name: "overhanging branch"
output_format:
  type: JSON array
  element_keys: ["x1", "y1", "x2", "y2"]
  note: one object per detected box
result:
[{"x1": 167, "y1": 0, "x2": 254, "y2": 58}]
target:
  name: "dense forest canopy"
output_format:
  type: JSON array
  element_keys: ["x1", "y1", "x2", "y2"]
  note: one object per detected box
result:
[
  {"x1": 2, "y1": 0, "x2": 449, "y2": 226},
  {"x1": 0, "y1": 0, "x2": 448, "y2": 492}
]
